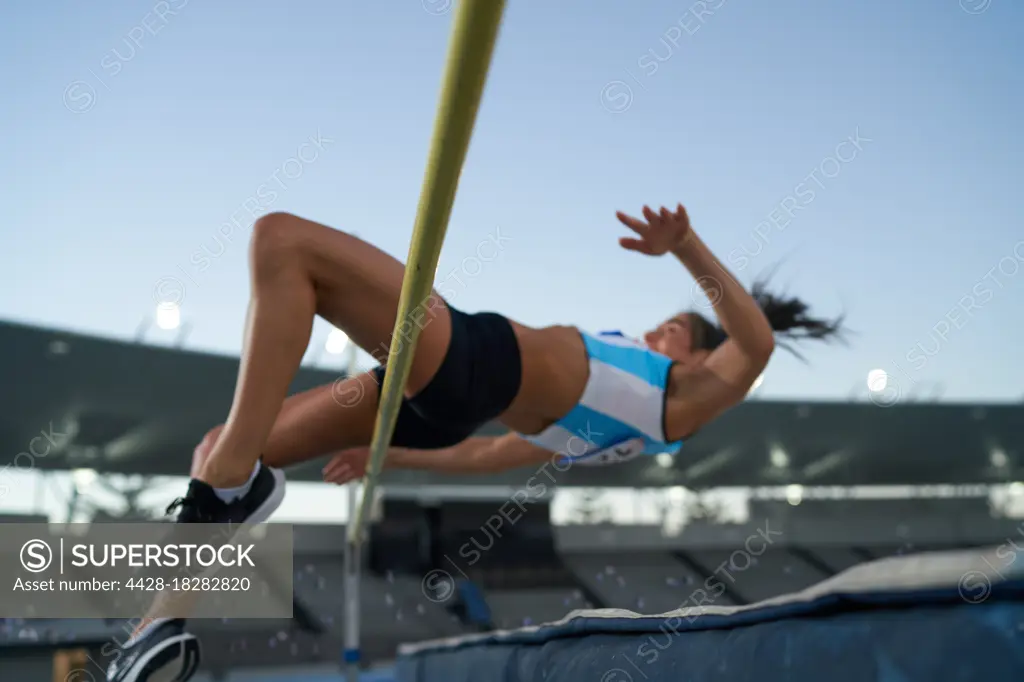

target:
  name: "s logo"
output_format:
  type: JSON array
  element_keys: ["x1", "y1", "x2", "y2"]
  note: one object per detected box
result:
[{"x1": 569, "y1": 438, "x2": 645, "y2": 467}]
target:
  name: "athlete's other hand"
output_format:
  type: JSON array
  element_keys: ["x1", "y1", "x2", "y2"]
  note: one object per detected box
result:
[
  {"x1": 616, "y1": 204, "x2": 691, "y2": 256},
  {"x1": 322, "y1": 447, "x2": 371, "y2": 485}
]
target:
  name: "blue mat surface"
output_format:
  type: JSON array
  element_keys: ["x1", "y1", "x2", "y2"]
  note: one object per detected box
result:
[{"x1": 395, "y1": 547, "x2": 1024, "y2": 682}]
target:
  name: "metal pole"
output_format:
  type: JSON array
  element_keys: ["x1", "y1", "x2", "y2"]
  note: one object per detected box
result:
[
  {"x1": 343, "y1": 486, "x2": 361, "y2": 682},
  {"x1": 343, "y1": 341, "x2": 361, "y2": 682}
]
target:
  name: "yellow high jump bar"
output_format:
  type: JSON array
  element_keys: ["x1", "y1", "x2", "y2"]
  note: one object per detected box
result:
[{"x1": 348, "y1": 0, "x2": 507, "y2": 544}]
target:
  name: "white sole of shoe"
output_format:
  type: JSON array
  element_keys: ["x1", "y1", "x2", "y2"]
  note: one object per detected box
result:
[{"x1": 117, "y1": 633, "x2": 199, "y2": 682}]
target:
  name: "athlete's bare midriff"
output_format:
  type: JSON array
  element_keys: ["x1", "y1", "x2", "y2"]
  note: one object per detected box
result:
[{"x1": 499, "y1": 322, "x2": 591, "y2": 435}]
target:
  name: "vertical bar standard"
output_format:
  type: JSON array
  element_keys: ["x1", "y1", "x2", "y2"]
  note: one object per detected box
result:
[
  {"x1": 343, "y1": 490, "x2": 361, "y2": 682},
  {"x1": 343, "y1": 341, "x2": 361, "y2": 682}
]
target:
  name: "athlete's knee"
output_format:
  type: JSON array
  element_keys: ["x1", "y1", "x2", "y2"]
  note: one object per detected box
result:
[{"x1": 250, "y1": 212, "x2": 303, "y2": 268}]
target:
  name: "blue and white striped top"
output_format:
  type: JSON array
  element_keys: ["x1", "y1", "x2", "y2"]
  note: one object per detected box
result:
[{"x1": 519, "y1": 330, "x2": 683, "y2": 465}]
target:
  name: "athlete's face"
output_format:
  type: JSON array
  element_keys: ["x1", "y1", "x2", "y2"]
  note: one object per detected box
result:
[{"x1": 643, "y1": 314, "x2": 697, "y2": 363}]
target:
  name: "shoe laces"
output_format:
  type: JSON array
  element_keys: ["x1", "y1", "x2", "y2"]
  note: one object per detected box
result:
[{"x1": 166, "y1": 492, "x2": 209, "y2": 522}]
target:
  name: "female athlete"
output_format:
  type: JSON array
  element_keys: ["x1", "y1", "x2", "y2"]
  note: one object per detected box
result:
[{"x1": 108, "y1": 203, "x2": 842, "y2": 682}]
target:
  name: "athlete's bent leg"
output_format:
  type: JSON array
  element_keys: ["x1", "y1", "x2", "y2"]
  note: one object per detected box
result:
[
  {"x1": 115, "y1": 216, "x2": 453, "y2": 662},
  {"x1": 200, "y1": 212, "x2": 452, "y2": 488}
]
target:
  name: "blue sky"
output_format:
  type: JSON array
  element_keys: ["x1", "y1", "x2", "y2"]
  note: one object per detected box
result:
[{"x1": 2, "y1": 0, "x2": 1022, "y2": 403}]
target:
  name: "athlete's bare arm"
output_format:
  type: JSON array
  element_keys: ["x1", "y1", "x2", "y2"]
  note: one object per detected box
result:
[
  {"x1": 617, "y1": 205, "x2": 775, "y2": 440},
  {"x1": 666, "y1": 231, "x2": 775, "y2": 438},
  {"x1": 322, "y1": 432, "x2": 553, "y2": 483}
]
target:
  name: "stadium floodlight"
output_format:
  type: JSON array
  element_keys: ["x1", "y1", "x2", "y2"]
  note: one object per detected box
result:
[
  {"x1": 1009, "y1": 482, "x2": 1024, "y2": 497},
  {"x1": 786, "y1": 484, "x2": 803, "y2": 506},
  {"x1": 155, "y1": 302, "x2": 181, "y2": 330},
  {"x1": 655, "y1": 453, "x2": 674, "y2": 468},
  {"x1": 770, "y1": 444, "x2": 789, "y2": 469},
  {"x1": 325, "y1": 328, "x2": 350, "y2": 355},
  {"x1": 72, "y1": 468, "x2": 97, "y2": 492},
  {"x1": 866, "y1": 369, "x2": 888, "y2": 392},
  {"x1": 136, "y1": 303, "x2": 192, "y2": 347},
  {"x1": 990, "y1": 448, "x2": 1009, "y2": 468}
]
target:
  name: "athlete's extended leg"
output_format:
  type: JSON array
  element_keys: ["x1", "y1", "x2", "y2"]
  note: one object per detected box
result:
[{"x1": 200, "y1": 211, "x2": 452, "y2": 487}]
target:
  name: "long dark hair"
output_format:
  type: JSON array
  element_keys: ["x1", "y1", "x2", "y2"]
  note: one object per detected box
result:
[{"x1": 689, "y1": 277, "x2": 846, "y2": 361}]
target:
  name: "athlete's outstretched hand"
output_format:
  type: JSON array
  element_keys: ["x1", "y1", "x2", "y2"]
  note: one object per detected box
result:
[
  {"x1": 322, "y1": 447, "x2": 371, "y2": 485},
  {"x1": 616, "y1": 204, "x2": 691, "y2": 256}
]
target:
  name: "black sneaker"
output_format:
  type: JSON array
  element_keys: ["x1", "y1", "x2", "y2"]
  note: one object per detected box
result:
[
  {"x1": 167, "y1": 463, "x2": 286, "y2": 526},
  {"x1": 135, "y1": 464, "x2": 286, "y2": 600},
  {"x1": 106, "y1": 618, "x2": 200, "y2": 682}
]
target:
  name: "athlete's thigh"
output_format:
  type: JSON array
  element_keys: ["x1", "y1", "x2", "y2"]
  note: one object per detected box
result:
[
  {"x1": 284, "y1": 212, "x2": 451, "y2": 395},
  {"x1": 262, "y1": 371, "x2": 469, "y2": 468},
  {"x1": 262, "y1": 373, "x2": 382, "y2": 468}
]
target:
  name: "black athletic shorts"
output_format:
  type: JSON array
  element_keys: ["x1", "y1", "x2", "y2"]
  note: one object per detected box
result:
[{"x1": 371, "y1": 304, "x2": 522, "y2": 449}]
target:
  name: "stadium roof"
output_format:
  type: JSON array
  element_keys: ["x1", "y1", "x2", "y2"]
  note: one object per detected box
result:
[{"x1": 1, "y1": 319, "x2": 1021, "y2": 488}]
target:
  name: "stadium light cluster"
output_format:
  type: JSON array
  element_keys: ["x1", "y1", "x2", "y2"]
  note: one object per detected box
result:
[
  {"x1": 770, "y1": 444, "x2": 789, "y2": 469},
  {"x1": 866, "y1": 369, "x2": 888, "y2": 393},
  {"x1": 155, "y1": 302, "x2": 181, "y2": 331},
  {"x1": 655, "y1": 453, "x2": 674, "y2": 469}
]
